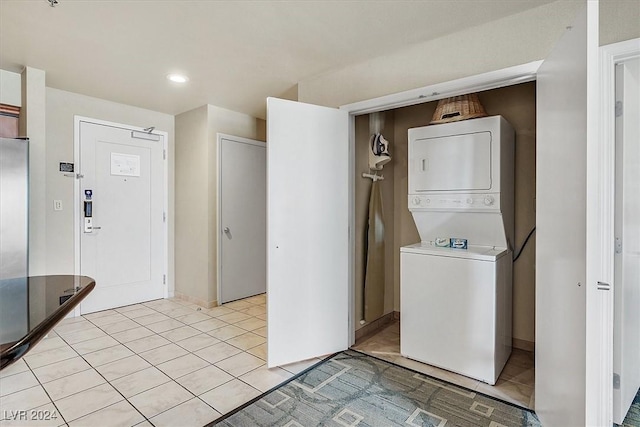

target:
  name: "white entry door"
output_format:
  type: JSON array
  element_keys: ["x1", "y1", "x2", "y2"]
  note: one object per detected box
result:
[
  {"x1": 78, "y1": 119, "x2": 166, "y2": 314},
  {"x1": 218, "y1": 134, "x2": 266, "y2": 304},
  {"x1": 267, "y1": 97, "x2": 349, "y2": 367}
]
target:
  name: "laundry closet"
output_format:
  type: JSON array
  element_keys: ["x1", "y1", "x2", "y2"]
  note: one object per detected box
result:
[{"x1": 353, "y1": 82, "x2": 536, "y2": 407}]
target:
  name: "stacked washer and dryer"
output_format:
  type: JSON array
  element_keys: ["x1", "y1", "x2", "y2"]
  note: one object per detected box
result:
[{"x1": 400, "y1": 115, "x2": 515, "y2": 385}]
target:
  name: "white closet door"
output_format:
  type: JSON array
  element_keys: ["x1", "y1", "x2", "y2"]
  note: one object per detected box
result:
[
  {"x1": 535, "y1": 2, "x2": 599, "y2": 426},
  {"x1": 266, "y1": 97, "x2": 349, "y2": 367}
]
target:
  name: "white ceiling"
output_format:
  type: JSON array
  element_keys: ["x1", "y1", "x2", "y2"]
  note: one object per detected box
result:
[{"x1": 0, "y1": 0, "x2": 554, "y2": 119}]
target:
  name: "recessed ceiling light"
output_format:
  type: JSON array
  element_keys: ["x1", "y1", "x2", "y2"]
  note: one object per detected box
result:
[{"x1": 167, "y1": 74, "x2": 189, "y2": 83}]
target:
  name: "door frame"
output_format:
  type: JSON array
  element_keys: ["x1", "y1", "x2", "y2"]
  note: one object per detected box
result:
[
  {"x1": 216, "y1": 133, "x2": 266, "y2": 305},
  {"x1": 72, "y1": 116, "x2": 169, "y2": 314},
  {"x1": 340, "y1": 60, "x2": 542, "y2": 346},
  {"x1": 590, "y1": 37, "x2": 640, "y2": 424}
]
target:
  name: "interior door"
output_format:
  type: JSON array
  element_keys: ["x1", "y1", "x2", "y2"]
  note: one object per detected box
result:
[
  {"x1": 535, "y1": 3, "x2": 598, "y2": 425},
  {"x1": 79, "y1": 120, "x2": 165, "y2": 314},
  {"x1": 613, "y1": 57, "x2": 640, "y2": 424},
  {"x1": 219, "y1": 135, "x2": 266, "y2": 304},
  {"x1": 267, "y1": 97, "x2": 349, "y2": 367}
]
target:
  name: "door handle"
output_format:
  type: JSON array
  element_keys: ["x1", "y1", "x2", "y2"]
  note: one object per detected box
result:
[{"x1": 223, "y1": 227, "x2": 232, "y2": 238}]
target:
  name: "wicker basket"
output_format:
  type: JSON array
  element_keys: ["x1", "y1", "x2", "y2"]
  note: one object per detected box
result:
[{"x1": 430, "y1": 93, "x2": 487, "y2": 124}]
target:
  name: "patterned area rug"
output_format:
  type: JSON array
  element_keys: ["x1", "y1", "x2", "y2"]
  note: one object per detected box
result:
[
  {"x1": 212, "y1": 350, "x2": 541, "y2": 426},
  {"x1": 620, "y1": 388, "x2": 640, "y2": 427}
]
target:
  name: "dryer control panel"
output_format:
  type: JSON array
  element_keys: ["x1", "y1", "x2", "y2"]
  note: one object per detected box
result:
[{"x1": 408, "y1": 193, "x2": 501, "y2": 212}]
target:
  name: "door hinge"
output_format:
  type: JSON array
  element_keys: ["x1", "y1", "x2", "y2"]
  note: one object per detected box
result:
[
  {"x1": 613, "y1": 373, "x2": 620, "y2": 389},
  {"x1": 615, "y1": 237, "x2": 622, "y2": 254},
  {"x1": 163, "y1": 212, "x2": 166, "y2": 222},
  {"x1": 615, "y1": 101, "x2": 623, "y2": 118},
  {"x1": 163, "y1": 274, "x2": 166, "y2": 285},
  {"x1": 76, "y1": 173, "x2": 84, "y2": 179},
  {"x1": 597, "y1": 281, "x2": 611, "y2": 291},
  {"x1": 163, "y1": 149, "x2": 166, "y2": 160}
]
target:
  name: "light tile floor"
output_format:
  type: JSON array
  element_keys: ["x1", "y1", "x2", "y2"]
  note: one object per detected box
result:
[
  {"x1": 352, "y1": 320, "x2": 536, "y2": 409},
  {"x1": 0, "y1": 294, "x2": 320, "y2": 427}
]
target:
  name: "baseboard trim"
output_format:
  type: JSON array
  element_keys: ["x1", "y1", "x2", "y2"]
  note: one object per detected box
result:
[
  {"x1": 355, "y1": 312, "x2": 396, "y2": 342},
  {"x1": 512, "y1": 337, "x2": 535, "y2": 352},
  {"x1": 174, "y1": 292, "x2": 217, "y2": 309}
]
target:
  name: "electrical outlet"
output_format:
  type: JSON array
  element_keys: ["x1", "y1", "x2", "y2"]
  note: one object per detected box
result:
[{"x1": 54, "y1": 200, "x2": 63, "y2": 211}]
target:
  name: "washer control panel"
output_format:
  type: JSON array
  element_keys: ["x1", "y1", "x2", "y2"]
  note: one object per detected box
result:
[{"x1": 409, "y1": 193, "x2": 501, "y2": 211}]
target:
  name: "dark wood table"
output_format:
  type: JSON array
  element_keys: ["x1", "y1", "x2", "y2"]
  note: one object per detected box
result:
[{"x1": 0, "y1": 275, "x2": 95, "y2": 370}]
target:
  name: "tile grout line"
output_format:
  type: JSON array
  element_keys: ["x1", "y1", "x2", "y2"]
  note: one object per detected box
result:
[
  {"x1": 52, "y1": 320, "x2": 154, "y2": 426},
  {"x1": 137, "y1": 365, "x2": 223, "y2": 423},
  {"x1": 50, "y1": 304, "x2": 202, "y2": 423},
  {"x1": 22, "y1": 357, "x2": 70, "y2": 427},
  {"x1": 80, "y1": 298, "x2": 262, "y2": 424},
  {"x1": 105, "y1": 315, "x2": 256, "y2": 421},
  {"x1": 124, "y1": 298, "x2": 268, "y2": 423},
  {"x1": 5, "y1": 296, "x2": 268, "y2": 426}
]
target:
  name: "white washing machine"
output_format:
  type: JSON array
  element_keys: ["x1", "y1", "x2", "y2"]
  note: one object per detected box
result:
[{"x1": 400, "y1": 116, "x2": 514, "y2": 385}]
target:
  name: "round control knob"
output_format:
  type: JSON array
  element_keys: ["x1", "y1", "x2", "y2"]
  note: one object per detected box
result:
[
  {"x1": 483, "y1": 195, "x2": 495, "y2": 206},
  {"x1": 412, "y1": 197, "x2": 421, "y2": 205}
]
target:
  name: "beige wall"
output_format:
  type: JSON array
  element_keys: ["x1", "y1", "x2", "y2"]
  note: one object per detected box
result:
[
  {"x1": 175, "y1": 106, "x2": 209, "y2": 303},
  {"x1": 355, "y1": 83, "x2": 537, "y2": 347},
  {"x1": 298, "y1": 1, "x2": 581, "y2": 109},
  {"x1": 45, "y1": 87, "x2": 175, "y2": 287},
  {"x1": 298, "y1": 0, "x2": 639, "y2": 110},
  {"x1": 175, "y1": 105, "x2": 264, "y2": 307},
  {"x1": 600, "y1": 0, "x2": 640, "y2": 46},
  {"x1": 482, "y1": 83, "x2": 537, "y2": 346}
]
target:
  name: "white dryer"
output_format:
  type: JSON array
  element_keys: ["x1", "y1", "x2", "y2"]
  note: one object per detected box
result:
[{"x1": 400, "y1": 115, "x2": 514, "y2": 385}]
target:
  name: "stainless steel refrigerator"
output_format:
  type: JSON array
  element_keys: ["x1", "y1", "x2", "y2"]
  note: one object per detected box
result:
[{"x1": 0, "y1": 137, "x2": 29, "y2": 343}]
